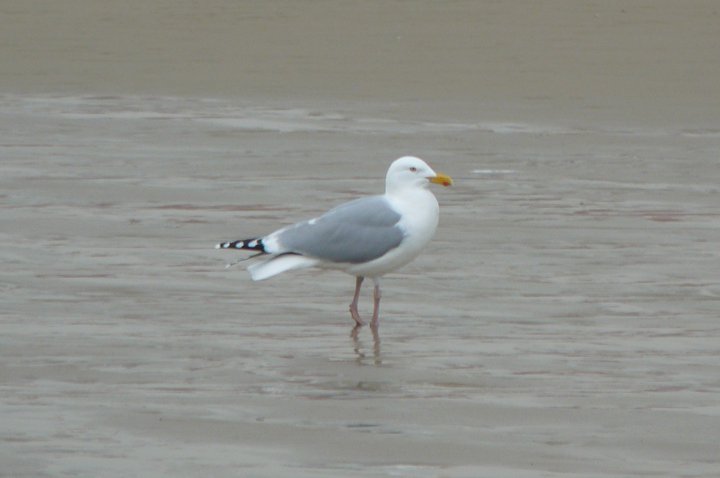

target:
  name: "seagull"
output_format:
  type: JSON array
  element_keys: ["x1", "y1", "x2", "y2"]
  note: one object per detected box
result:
[{"x1": 216, "y1": 156, "x2": 452, "y2": 328}]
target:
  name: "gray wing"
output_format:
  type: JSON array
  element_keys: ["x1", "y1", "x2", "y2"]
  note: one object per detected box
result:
[{"x1": 276, "y1": 195, "x2": 405, "y2": 264}]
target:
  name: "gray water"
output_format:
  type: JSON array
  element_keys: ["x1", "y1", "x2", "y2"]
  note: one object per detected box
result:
[{"x1": 2, "y1": 1, "x2": 720, "y2": 477}]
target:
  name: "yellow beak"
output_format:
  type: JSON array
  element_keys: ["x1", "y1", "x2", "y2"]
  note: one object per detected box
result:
[{"x1": 429, "y1": 172, "x2": 453, "y2": 187}]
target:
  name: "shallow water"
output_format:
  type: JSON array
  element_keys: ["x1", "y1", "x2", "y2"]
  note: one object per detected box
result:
[
  {"x1": 2, "y1": 92, "x2": 719, "y2": 477},
  {"x1": 2, "y1": 1, "x2": 720, "y2": 477}
]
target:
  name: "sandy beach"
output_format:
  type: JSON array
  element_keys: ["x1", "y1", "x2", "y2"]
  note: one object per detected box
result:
[{"x1": 2, "y1": 1, "x2": 720, "y2": 477}]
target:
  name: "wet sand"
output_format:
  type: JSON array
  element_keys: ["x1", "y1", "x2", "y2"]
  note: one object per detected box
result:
[{"x1": 2, "y1": 2, "x2": 720, "y2": 477}]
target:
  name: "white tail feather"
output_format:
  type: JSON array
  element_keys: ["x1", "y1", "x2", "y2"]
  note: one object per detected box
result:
[{"x1": 247, "y1": 255, "x2": 318, "y2": 281}]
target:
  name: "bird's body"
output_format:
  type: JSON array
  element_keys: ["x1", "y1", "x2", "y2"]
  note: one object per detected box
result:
[
  {"x1": 346, "y1": 186, "x2": 439, "y2": 278},
  {"x1": 216, "y1": 156, "x2": 452, "y2": 328}
]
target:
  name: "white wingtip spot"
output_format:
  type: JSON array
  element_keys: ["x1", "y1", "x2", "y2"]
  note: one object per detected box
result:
[
  {"x1": 215, "y1": 243, "x2": 221, "y2": 249},
  {"x1": 221, "y1": 243, "x2": 230, "y2": 249},
  {"x1": 248, "y1": 240, "x2": 257, "y2": 248},
  {"x1": 234, "y1": 241, "x2": 244, "y2": 249}
]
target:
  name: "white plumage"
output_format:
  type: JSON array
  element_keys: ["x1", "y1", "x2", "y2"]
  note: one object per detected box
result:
[{"x1": 217, "y1": 156, "x2": 452, "y2": 328}]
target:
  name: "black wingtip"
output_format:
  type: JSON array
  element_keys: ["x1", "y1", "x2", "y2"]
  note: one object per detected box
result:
[{"x1": 215, "y1": 238, "x2": 265, "y2": 252}]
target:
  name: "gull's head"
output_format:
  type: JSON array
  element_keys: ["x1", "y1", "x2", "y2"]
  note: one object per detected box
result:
[{"x1": 385, "y1": 156, "x2": 453, "y2": 193}]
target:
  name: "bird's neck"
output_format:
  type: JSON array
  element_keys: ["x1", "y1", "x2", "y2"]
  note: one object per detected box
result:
[
  {"x1": 385, "y1": 182, "x2": 428, "y2": 197},
  {"x1": 386, "y1": 186, "x2": 437, "y2": 212}
]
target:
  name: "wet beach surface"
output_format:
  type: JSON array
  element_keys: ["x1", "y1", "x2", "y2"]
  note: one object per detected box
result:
[{"x1": 2, "y1": 2, "x2": 720, "y2": 477}]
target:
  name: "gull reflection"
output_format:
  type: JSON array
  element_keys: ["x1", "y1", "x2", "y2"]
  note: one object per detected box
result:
[{"x1": 350, "y1": 324, "x2": 381, "y2": 366}]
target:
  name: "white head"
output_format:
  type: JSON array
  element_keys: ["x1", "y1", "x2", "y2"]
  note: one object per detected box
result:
[{"x1": 385, "y1": 156, "x2": 453, "y2": 193}]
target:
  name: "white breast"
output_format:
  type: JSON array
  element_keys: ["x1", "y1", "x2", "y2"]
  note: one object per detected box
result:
[{"x1": 347, "y1": 188, "x2": 439, "y2": 277}]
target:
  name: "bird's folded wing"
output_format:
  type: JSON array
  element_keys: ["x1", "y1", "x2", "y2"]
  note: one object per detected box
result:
[{"x1": 275, "y1": 196, "x2": 405, "y2": 264}]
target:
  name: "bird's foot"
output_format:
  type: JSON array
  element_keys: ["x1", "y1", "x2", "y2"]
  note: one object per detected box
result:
[{"x1": 349, "y1": 305, "x2": 365, "y2": 327}]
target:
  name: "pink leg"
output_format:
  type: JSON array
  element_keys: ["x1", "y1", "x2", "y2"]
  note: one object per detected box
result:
[
  {"x1": 349, "y1": 276, "x2": 364, "y2": 326},
  {"x1": 370, "y1": 278, "x2": 381, "y2": 328}
]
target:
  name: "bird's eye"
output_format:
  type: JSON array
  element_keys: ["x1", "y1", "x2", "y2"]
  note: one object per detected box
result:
[{"x1": 409, "y1": 167, "x2": 418, "y2": 172}]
